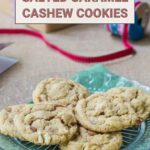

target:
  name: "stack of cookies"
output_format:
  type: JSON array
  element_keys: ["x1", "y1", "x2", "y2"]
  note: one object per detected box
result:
[{"x1": 0, "y1": 78, "x2": 150, "y2": 150}]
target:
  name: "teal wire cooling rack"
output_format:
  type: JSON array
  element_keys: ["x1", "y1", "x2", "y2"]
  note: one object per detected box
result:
[
  {"x1": 1, "y1": 65, "x2": 150, "y2": 150},
  {"x1": 12, "y1": 118, "x2": 150, "y2": 150}
]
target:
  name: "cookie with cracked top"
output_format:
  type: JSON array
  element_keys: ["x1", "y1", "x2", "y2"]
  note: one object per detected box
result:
[
  {"x1": 75, "y1": 87, "x2": 150, "y2": 132},
  {"x1": 0, "y1": 105, "x2": 25, "y2": 139},
  {"x1": 60, "y1": 127, "x2": 122, "y2": 150},
  {"x1": 14, "y1": 103, "x2": 78, "y2": 145},
  {"x1": 32, "y1": 78, "x2": 90, "y2": 107}
]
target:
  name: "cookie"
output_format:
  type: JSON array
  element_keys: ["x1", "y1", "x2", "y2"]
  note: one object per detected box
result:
[
  {"x1": 32, "y1": 78, "x2": 90, "y2": 107},
  {"x1": 60, "y1": 127, "x2": 122, "y2": 150},
  {"x1": 0, "y1": 105, "x2": 25, "y2": 139},
  {"x1": 106, "y1": 87, "x2": 150, "y2": 111},
  {"x1": 14, "y1": 103, "x2": 78, "y2": 145},
  {"x1": 75, "y1": 87, "x2": 150, "y2": 132},
  {"x1": 106, "y1": 87, "x2": 148, "y2": 101}
]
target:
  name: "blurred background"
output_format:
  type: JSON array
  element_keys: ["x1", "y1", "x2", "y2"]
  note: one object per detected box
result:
[{"x1": 0, "y1": 0, "x2": 149, "y2": 108}]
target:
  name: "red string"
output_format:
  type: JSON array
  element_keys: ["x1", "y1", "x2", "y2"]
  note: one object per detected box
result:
[
  {"x1": 135, "y1": 1, "x2": 141, "y2": 7},
  {"x1": 0, "y1": 1, "x2": 142, "y2": 63},
  {"x1": 0, "y1": 27, "x2": 135, "y2": 63}
]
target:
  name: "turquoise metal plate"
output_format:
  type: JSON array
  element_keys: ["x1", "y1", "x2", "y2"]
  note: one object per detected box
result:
[{"x1": 0, "y1": 65, "x2": 150, "y2": 150}]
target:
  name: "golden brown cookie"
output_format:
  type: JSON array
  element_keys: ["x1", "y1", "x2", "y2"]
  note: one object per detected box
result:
[
  {"x1": 106, "y1": 87, "x2": 148, "y2": 101},
  {"x1": 106, "y1": 87, "x2": 150, "y2": 112},
  {"x1": 60, "y1": 127, "x2": 122, "y2": 150},
  {"x1": 75, "y1": 87, "x2": 150, "y2": 133},
  {"x1": 0, "y1": 105, "x2": 25, "y2": 139},
  {"x1": 14, "y1": 103, "x2": 78, "y2": 145},
  {"x1": 32, "y1": 78, "x2": 90, "y2": 107}
]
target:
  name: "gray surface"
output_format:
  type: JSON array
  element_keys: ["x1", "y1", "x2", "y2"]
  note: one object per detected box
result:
[
  {"x1": 0, "y1": 0, "x2": 150, "y2": 108},
  {"x1": 0, "y1": 56, "x2": 17, "y2": 74}
]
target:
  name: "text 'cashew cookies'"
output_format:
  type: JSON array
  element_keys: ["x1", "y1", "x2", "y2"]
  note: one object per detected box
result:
[
  {"x1": 0, "y1": 105, "x2": 25, "y2": 139},
  {"x1": 60, "y1": 127, "x2": 122, "y2": 150},
  {"x1": 14, "y1": 104, "x2": 78, "y2": 145},
  {"x1": 75, "y1": 87, "x2": 150, "y2": 133},
  {"x1": 32, "y1": 78, "x2": 90, "y2": 107}
]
